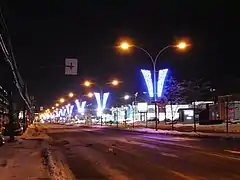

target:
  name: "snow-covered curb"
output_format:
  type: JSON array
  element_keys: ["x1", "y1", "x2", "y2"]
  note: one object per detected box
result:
[
  {"x1": 31, "y1": 124, "x2": 75, "y2": 180},
  {"x1": 89, "y1": 125, "x2": 240, "y2": 140},
  {"x1": 41, "y1": 141, "x2": 75, "y2": 180}
]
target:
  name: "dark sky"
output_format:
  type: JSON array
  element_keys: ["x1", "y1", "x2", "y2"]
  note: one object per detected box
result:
[{"x1": 0, "y1": 1, "x2": 225, "y2": 107}]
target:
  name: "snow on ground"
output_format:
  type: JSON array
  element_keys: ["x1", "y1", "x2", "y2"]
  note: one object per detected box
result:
[
  {"x1": 133, "y1": 122, "x2": 240, "y2": 133},
  {"x1": 72, "y1": 121, "x2": 240, "y2": 133},
  {"x1": 0, "y1": 124, "x2": 50, "y2": 180},
  {"x1": 0, "y1": 123, "x2": 75, "y2": 180},
  {"x1": 76, "y1": 124, "x2": 240, "y2": 139}
]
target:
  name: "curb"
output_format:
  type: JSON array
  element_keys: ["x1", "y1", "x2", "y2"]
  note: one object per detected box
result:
[
  {"x1": 90, "y1": 125, "x2": 240, "y2": 140},
  {"x1": 39, "y1": 124, "x2": 76, "y2": 180}
]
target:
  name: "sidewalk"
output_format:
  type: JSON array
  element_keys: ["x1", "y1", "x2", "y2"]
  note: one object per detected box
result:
[
  {"x1": 0, "y1": 124, "x2": 50, "y2": 180},
  {"x1": 86, "y1": 124, "x2": 240, "y2": 140}
]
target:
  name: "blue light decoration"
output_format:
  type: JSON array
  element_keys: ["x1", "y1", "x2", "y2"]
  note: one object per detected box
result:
[
  {"x1": 75, "y1": 100, "x2": 86, "y2": 115},
  {"x1": 157, "y1": 69, "x2": 168, "y2": 97},
  {"x1": 66, "y1": 104, "x2": 74, "y2": 116},
  {"x1": 102, "y1": 93, "x2": 110, "y2": 110},
  {"x1": 141, "y1": 68, "x2": 168, "y2": 98},
  {"x1": 94, "y1": 92, "x2": 110, "y2": 117},
  {"x1": 54, "y1": 109, "x2": 60, "y2": 117},
  {"x1": 141, "y1": 69, "x2": 154, "y2": 98}
]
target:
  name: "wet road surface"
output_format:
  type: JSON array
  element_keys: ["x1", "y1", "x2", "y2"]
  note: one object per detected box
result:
[{"x1": 46, "y1": 125, "x2": 240, "y2": 180}]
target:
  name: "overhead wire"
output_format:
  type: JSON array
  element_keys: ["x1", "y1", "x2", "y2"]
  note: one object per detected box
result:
[{"x1": 0, "y1": 7, "x2": 31, "y2": 110}]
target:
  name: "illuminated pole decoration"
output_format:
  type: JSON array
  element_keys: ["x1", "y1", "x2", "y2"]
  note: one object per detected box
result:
[
  {"x1": 59, "y1": 108, "x2": 67, "y2": 117},
  {"x1": 75, "y1": 100, "x2": 87, "y2": 115},
  {"x1": 119, "y1": 41, "x2": 189, "y2": 131},
  {"x1": 66, "y1": 104, "x2": 74, "y2": 116},
  {"x1": 141, "y1": 69, "x2": 154, "y2": 98},
  {"x1": 141, "y1": 68, "x2": 168, "y2": 98},
  {"x1": 157, "y1": 69, "x2": 168, "y2": 97},
  {"x1": 53, "y1": 109, "x2": 59, "y2": 118},
  {"x1": 94, "y1": 92, "x2": 110, "y2": 117}
]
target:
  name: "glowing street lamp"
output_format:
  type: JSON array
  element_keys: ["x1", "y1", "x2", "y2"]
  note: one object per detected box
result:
[
  {"x1": 60, "y1": 98, "x2": 65, "y2": 103},
  {"x1": 87, "y1": 92, "x2": 94, "y2": 98},
  {"x1": 84, "y1": 81, "x2": 91, "y2": 87},
  {"x1": 111, "y1": 80, "x2": 119, "y2": 86},
  {"x1": 124, "y1": 95, "x2": 130, "y2": 100},
  {"x1": 118, "y1": 40, "x2": 190, "y2": 131},
  {"x1": 55, "y1": 103, "x2": 59, "y2": 107},
  {"x1": 120, "y1": 42, "x2": 130, "y2": 50},
  {"x1": 68, "y1": 92, "x2": 74, "y2": 98},
  {"x1": 52, "y1": 107, "x2": 55, "y2": 110}
]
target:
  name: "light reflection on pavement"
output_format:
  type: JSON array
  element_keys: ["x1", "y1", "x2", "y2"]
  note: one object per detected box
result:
[{"x1": 46, "y1": 125, "x2": 240, "y2": 180}]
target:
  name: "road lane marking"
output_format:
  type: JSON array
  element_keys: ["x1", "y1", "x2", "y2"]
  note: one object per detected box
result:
[
  {"x1": 161, "y1": 152, "x2": 179, "y2": 158},
  {"x1": 169, "y1": 170, "x2": 196, "y2": 180},
  {"x1": 198, "y1": 151, "x2": 240, "y2": 161},
  {"x1": 224, "y1": 150, "x2": 240, "y2": 154}
]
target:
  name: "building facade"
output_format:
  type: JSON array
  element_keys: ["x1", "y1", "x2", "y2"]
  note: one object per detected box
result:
[{"x1": 0, "y1": 85, "x2": 9, "y2": 129}]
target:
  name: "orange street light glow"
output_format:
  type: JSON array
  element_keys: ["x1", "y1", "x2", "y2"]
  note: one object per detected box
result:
[
  {"x1": 176, "y1": 42, "x2": 189, "y2": 49},
  {"x1": 120, "y1": 42, "x2": 130, "y2": 50},
  {"x1": 55, "y1": 103, "x2": 59, "y2": 107},
  {"x1": 68, "y1": 92, "x2": 74, "y2": 98},
  {"x1": 112, "y1": 80, "x2": 119, "y2": 86},
  {"x1": 84, "y1": 81, "x2": 91, "y2": 87},
  {"x1": 60, "y1": 98, "x2": 65, "y2": 103},
  {"x1": 87, "y1": 92, "x2": 94, "y2": 98}
]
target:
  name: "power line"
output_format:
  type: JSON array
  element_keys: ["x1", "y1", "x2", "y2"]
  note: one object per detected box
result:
[{"x1": 0, "y1": 7, "x2": 31, "y2": 110}]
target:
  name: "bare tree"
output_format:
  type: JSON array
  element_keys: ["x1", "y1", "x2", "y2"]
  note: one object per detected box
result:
[
  {"x1": 161, "y1": 76, "x2": 186, "y2": 129},
  {"x1": 182, "y1": 78, "x2": 211, "y2": 132}
]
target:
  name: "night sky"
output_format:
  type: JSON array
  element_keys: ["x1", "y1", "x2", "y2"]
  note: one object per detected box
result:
[{"x1": 0, "y1": 1, "x2": 225, "y2": 108}]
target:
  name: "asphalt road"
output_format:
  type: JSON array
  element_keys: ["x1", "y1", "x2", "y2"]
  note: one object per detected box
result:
[{"x1": 46, "y1": 125, "x2": 240, "y2": 180}]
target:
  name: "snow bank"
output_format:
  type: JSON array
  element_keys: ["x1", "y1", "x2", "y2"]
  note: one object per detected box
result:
[
  {"x1": 0, "y1": 126, "x2": 50, "y2": 179},
  {"x1": 0, "y1": 123, "x2": 75, "y2": 180},
  {"x1": 91, "y1": 125, "x2": 240, "y2": 139},
  {"x1": 36, "y1": 123, "x2": 76, "y2": 180},
  {"x1": 41, "y1": 141, "x2": 76, "y2": 180}
]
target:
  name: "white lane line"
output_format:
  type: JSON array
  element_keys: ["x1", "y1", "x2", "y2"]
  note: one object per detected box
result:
[
  {"x1": 198, "y1": 151, "x2": 240, "y2": 161},
  {"x1": 224, "y1": 150, "x2": 240, "y2": 154},
  {"x1": 161, "y1": 152, "x2": 179, "y2": 158},
  {"x1": 169, "y1": 170, "x2": 196, "y2": 180}
]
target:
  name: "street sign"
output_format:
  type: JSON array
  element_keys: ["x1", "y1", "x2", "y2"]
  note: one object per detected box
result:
[{"x1": 65, "y1": 58, "x2": 78, "y2": 75}]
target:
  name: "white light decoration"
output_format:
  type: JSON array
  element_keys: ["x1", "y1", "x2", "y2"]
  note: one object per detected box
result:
[
  {"x1": 141, "y1": 69, "x2": 154, "y2": 98},
  {"x1": 59, "y1": 108, "x2": 67, "y2": 117},
  {"x1": 66, "y1": 104, "x2": 74, "y2": 116},
  {"x1": 102, "y1": 92, "x2": 110, "y2": 110},
  {"x1": 157, "y1": 69, "x2": 168, "y2": 97},
  {"x1": 94, "y1": 92, "x2": 110, "y2": 117},
  {"x1": 55, "y1": 109, "x2": 60, "y2": 117},
  {"x1": 75, "y1": 100, "x2": 86, "y2": 115}
]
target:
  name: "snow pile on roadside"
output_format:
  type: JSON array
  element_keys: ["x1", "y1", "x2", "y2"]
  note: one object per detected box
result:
[
  {"x1": 37, "y1": 124, "x2": 76, "y2": 180},
  {"x1": 124, "y1": 127, "x2": 240, "y2": 139},
  {"x1": 137, "y1": 122, "x2": 240, "y2": 133},
  {"x1": 0, "y1": 131, "x2": 50, "y2": 179},
  {"x1": 41, "y1": 142, "x2": 75, "y2": 180},
  {"x1": 91, "y1": 125, "x2": 240, "y2": 139}
]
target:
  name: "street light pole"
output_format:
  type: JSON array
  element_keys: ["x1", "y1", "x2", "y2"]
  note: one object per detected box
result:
[
  {"x1": 132, "y1": 45, "x2": 172, "y2": 131},
  {"x1": 85, "y1": 81, "x2": 119, "y2": 126},
  {"x1": 119, "y1": 41, "x2": 189, "y2": 131}
]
